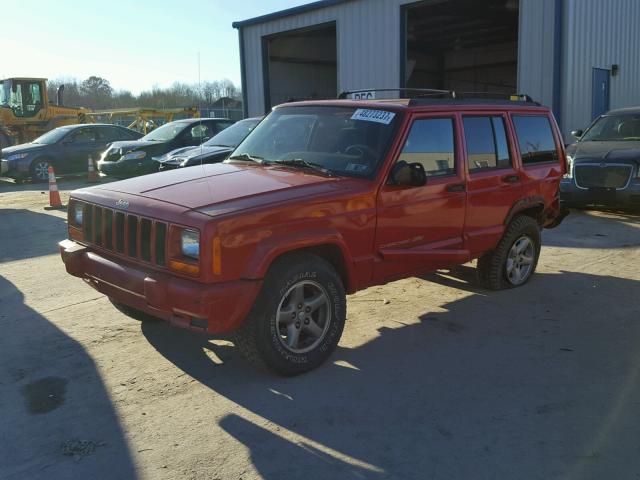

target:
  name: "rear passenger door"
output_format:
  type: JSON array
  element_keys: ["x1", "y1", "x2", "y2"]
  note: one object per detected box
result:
[
  {"x1": 463, "y1": 114, "x2": 523, "y2": 254},
  {"x1": 375, "y1": 115, "x2": 467, "y2": 281}
]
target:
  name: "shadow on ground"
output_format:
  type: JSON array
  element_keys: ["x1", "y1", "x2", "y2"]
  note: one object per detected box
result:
[
  {"x1": 543, "y1": 208, "x2": 640, "y2": 249},
  {"x1": 0, "y1": 209, "x2": 68, "y2": 262},
  {"x1": 0, "y1": 275, "x2": 136, "y2": 479},
  {"x1": 142, "y1": 270, "x2": 640, "y2": 480}
]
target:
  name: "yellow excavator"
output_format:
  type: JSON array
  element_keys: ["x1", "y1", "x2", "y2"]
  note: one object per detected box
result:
[
  {"x1": 0, "y1": 77, "x2": 200, "y2": 148},
  {"x1": 0, "y1": 77, "x2": 90, "y2": 148}
]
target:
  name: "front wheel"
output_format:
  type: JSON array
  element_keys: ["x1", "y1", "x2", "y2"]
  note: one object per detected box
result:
[
  {"x1": 234, "y1": 253, "x2": 346, "y2": 376},
  {"x1": 477, "y1": 215, "x2": 541, "y2": 290},
  {"x1": 30, "y1": 158, "x2": 50, "y2": 182}
]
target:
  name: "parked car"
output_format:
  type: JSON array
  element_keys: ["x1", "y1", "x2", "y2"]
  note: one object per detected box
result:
[
  {"x1": 154, "y1": 117, "x2": 261, "y2": 170},
  {"x1": 96, "y1": 118, "x2": 235, "y2": 178},
  {"x1": 561, "y1": 107, "x2": 640, "y2": 208},
  {"x1": 0, "y1": 124, "x2": 141, "y2": 182},
  {"x1": 59, "y1": 95, "x2": 567, "y2": 375}
]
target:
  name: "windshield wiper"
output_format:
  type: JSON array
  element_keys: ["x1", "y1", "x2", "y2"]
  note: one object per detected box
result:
[
  {"x1": 271, "y1": 158, "x2": 334, "y2": 177},
  {"x1": 228, "y1": 153, "x2": 265, "y2": 163}
]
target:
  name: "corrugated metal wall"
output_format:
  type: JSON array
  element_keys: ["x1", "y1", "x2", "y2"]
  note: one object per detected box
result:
[
  {"x1": 517, "y1": 0, "x2": 557, "y2": 111},
  {"x1": 240, "y1": 0, "x2": 412, "y2": 116},
  {"x1": 562, "y1": 0, "x2": 640, "y2": 135}
]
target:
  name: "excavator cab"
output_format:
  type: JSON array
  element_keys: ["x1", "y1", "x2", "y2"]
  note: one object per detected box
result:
[{"x1": 0, "y1": 78, "x2": 45, "y2": 118}]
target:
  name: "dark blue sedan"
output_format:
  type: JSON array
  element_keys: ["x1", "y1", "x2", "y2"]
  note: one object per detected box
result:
[{"x1": 0, "y1": 124, "x2": 142, "y2": 182}]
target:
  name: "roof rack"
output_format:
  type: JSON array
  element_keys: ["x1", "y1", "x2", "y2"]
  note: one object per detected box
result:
[{"x1": 338, "y1": 88, "x2": 539, "y2": 105}]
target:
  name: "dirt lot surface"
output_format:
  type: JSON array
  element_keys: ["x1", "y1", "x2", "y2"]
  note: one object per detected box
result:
[{"x1": 1, "y1": 176, "x2": 640, "y2": 480}]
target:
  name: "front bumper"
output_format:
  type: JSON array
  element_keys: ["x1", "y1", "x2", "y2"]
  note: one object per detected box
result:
[
  {"x1": 560, "y1": 177, "x2": 640, "y2": 207},
  {"x1": 59, "y1": 239, "x2": 262, "y2": 333}
]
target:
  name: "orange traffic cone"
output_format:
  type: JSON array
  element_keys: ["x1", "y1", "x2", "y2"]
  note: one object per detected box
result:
[
  {"x1": 87, "y1": 155, "x2": 99, "y2": 183},
  {"x1": 44, "y1": 166, "x2": 65, "y2": 210}
]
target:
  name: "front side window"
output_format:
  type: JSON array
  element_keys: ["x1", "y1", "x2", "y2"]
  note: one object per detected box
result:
[
  {"x1": 397, "y1": 118, "x2": 456, "y2": 177},
  {"x1": 231, "y1": 106, "x2": 399, "y2": 178},
  {"x1": 69, "y1": 128, "x2": 97, "y2": 143},
  {"x1": 463, "y1": 116, "x2": 511, "y2": 172},
  {"x1": 512, "y1": 115, "x2": 558, "y2": 165}
]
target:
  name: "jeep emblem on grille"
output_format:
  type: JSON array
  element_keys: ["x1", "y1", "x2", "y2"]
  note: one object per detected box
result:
[{"x1": 115, "y1": 199, "x2": 130, "y2": 209}]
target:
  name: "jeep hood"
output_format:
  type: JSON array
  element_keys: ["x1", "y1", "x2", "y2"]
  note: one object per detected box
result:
[{"x1": 91, "y1": 163, "x2": 342, "y2": 216}]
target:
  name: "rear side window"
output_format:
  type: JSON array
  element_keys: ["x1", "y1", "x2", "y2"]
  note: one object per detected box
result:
[
  {"x1": 512, "y1": 115, "x2": 558, "y2": 165},
  {"x1": 398, "y1": 118, "x2": 456, "y2": 177},
  {"x1": 463, "y1": 116, "x2": 511, "y2": 171}
]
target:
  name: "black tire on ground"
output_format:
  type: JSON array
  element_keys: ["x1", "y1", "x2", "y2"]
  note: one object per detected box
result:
[
  {"x1": 233, "y1": 253, "x2": 346, "y2": 376},
  {"x1": 477, "y1": 214, "x2": 541, "y2": 290},
  {"x1": 109, "y1": 298, "x2": 163, "y2": 322},
  {"x1": 29, "y1": 157, "x2": 51, "y2": 182}
]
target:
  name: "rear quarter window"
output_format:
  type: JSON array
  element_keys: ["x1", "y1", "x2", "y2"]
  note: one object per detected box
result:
[{"x1": 512, "y1": 115, "x2": 558, "y2": 165}]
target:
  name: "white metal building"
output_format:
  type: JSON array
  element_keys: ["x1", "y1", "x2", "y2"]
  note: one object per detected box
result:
[{"x1": 233, "y1": 0, "x2": 640, "y2": 138}]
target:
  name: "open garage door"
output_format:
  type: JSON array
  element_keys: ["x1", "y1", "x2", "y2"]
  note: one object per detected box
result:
[
  {"x1": 263, "y1": 23, "x2": 337, "y2": 110},
  {"x1": 403, "y1": 0, "x2": 519, "y2": 94}
]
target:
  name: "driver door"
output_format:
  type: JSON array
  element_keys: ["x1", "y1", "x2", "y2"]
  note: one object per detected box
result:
[
  {"x1": 374, "y1": 114, "x2": 468, "y2": 282},
  {"x1": 62, "y1": 127, "x2": 99, "y2": 173}
]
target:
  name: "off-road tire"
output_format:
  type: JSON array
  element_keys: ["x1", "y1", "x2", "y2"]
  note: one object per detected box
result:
[
  {"x1": 234, "y1": 253, "x2": 346, "y2": 376},
  {"x1": 109, "y1": 298, "x2": 163, "y2": 322},
  {"x1": 477, "y1": 215, "x2": 541, "y2": 290}
]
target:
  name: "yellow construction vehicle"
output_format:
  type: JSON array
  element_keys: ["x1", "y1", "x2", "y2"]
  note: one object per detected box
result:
[
  {"x1": 87, "y1": 107, "x2": 200, "y2": 135},
  {"x1": 0, "y1": 77, "x2": 90, "y2": 148}
]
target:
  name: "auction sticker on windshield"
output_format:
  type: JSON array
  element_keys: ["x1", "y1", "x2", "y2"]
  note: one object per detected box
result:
[{"x1": 351, "y1": 109, "x2": 396, "y2": 125}]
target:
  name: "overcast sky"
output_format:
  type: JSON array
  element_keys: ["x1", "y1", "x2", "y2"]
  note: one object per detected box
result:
[{"x1": 4, "y1": 0, "x2": 310, "y2": 94}]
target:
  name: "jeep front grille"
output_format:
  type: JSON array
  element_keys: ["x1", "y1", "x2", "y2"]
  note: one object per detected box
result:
[
  {"x1": 574, "y1": 164, "x2": 633, "y2": 190},
  {"x1": 80, "y1": 203, "x2": 167, "y2": 266}
]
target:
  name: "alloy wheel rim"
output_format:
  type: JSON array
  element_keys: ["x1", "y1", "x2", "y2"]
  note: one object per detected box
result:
[
  {"x1": 505, "y1": 235, "x2": 535, "y2": 285},
  {"x1": 34, "y1": 161, "x2": 49, "y2": 180},
  {"x1": 275, "y1": 280, "x2": 331, "y2": 354}
]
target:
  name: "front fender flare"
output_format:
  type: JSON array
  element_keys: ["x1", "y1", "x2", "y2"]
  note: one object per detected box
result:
[{"x1": 243, "y1": 229, "x2": 355, "y2": 288}]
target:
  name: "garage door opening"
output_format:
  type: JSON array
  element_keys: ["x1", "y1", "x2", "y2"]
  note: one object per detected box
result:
[
  {"x1": 263, "y1": 23, "x2": 337, "y2": 110},
  {"x1": 403, "y1": 0, "x2": 519, "y2": 94}
]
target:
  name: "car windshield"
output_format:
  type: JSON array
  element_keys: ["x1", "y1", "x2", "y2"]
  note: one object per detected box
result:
[
  {"x1": 141, "y1": 122, "x2": 188, "y2": 142},
  {"x1": 204, "y1": 118, "x2": 260, "y2": 148},
  {"x1": 32, "y1": 128, "x2": 72, "y2": 144},
  {"x1": 581, "y1": 114, "x2": 640, "y2": 141},
  {"x1": 229, "y1": 106, "x2": 399, "y2": 178}
]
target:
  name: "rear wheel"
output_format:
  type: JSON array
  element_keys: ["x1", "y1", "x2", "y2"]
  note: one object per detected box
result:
[
  {"x1": 234, "y1": 253, "x2": 346, "y2": 376},
  {"x1": 30, "y1": 158, "x2": 50, "y2": 182},
  {"x1": 477, "y1": 215, "x2": 541, "y2": 290}
]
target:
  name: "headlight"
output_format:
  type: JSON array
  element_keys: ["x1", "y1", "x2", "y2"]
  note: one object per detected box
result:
[
  {"x1": 70, "y1": 202, "x2": 83, "y2": 227},
  {"x1": 180, "y1": 229, "x2": 200, "y2": 259},
  {"x1": 564, "y1": 155, "x2": 574, "y2": 178},
  {"x1": 121, "y1": 151, "x2": 147, "y2": 161},
  {"x1": 6, "y1": 152, "x2": 30, "y2": 161}
]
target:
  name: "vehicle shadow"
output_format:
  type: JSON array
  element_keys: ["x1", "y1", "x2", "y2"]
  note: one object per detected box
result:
[
  {"x1": 542, "y1": 208, "x2": 640, "y2": 249},
  {"x1": 0, "y1": 209, "x2": 68, "y2": 262},
  {"x1": 141, "y1": 270, "x2": 640, "y2": 480},
  {"x1": 0, "y1": 275, "x2": 136, "y2": 479}
]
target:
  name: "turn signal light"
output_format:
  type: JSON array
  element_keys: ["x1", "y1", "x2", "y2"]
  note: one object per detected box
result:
[{"x1": 169, "y1": 259, "x2": 200, "y2": 276}]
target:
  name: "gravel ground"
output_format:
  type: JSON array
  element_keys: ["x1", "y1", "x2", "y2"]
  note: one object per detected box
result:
[{"x1": 1, "y1": 176, "x2": 639, "y2": 480}]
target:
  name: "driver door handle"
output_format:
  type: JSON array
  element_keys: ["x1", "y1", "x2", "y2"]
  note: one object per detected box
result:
[
  {"x1": 502, "y1": 174, "x2": 521, "y2": 184},
  {"x1": 446, "y1": 183, "x2": 466, "y2": 193}
]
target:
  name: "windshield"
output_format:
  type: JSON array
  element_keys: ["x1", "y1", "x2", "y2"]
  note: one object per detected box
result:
[
  {"x1": 141, "y1": 121, "x2": 188, "y2": 142},
  {"x1": 204, "y1": 118, "x2": 260, "y2": 147},
  {"x1": 0, "y1": 80, "x2": 8, "y2": 106},
  {"x1": 229, "y1": 106, "x2": 399, "y2": 178},
  {"x1": 32, "y1": 128, "x2": 72, "y2": 144},
  {"x1": 581, "y1": 114, "x2": 640, "y2": 141}
]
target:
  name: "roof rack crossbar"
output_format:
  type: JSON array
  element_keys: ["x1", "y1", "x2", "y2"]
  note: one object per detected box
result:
[{"x1": 338, "y1": 88, "x2": 538, "y2": 105}]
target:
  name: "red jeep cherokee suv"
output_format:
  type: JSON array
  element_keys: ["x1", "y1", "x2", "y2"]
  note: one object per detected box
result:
[{"x1": 59, "y1": 93, "x2": 567, "y2": 375}]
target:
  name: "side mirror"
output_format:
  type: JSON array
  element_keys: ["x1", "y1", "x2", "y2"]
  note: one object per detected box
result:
[
  {"x1": 571, "y1": 129, "x2": 583, "y2": 139},
  {"x1": 389, "y1": 161, "x2": 427, "y2": 187}
]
